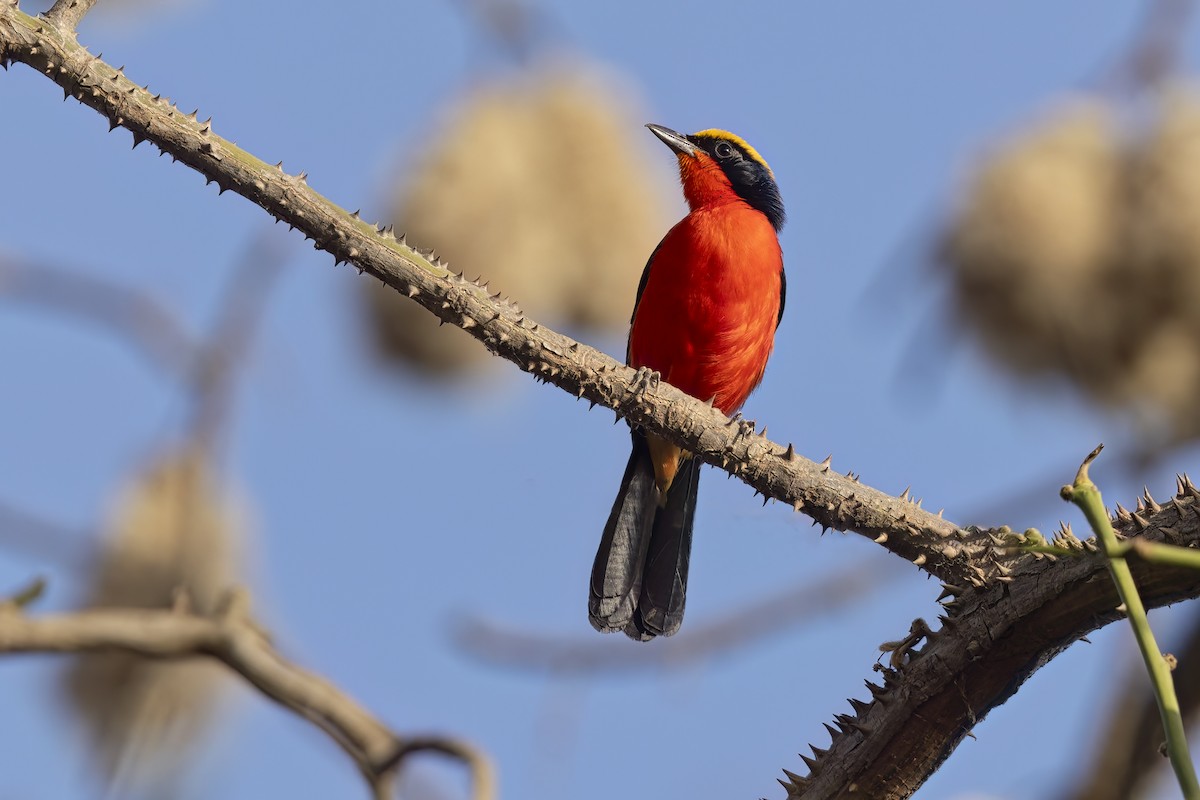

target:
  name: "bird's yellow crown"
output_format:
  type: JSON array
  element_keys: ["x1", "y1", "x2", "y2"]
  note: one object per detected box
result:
[{"x1": 691, "y1": 128, "x2": 774, "y2": 179}]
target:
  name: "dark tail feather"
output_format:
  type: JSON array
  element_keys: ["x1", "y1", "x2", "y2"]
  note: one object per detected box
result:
[
  {"x1": 589, "y1": 435, "x2": 658, "y2": 633},
  {"x1": 630, "y1": 455, "x2": 700, "y2": 639}
]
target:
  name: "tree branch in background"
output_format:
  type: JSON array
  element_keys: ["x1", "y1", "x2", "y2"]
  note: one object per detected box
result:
[
  {"x1": 0, "y1": 499, "x2": 93, "y2": 571},
  {"x1": 0, "y1": 254, "x2": 199, "y2": 380},
  {"x1": 456, "y1": 558, "x2": 899, "y2": 675},
  {"x1": 0, "y1": 589, "x2": 494, "y2": 800},
  {"x1": 188, "y1": 228, "x2": 291, "y2": 450}
]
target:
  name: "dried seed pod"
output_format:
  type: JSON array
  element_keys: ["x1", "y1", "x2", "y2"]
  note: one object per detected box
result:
[
  {"x1": 1129, "y1": 87, "x2": 1200, "y2": 333},
  {"x1": 1112, "y1": 322, "x2": 1200, "y2": 445},
  {"x1": 944, "y1": 89, "x2": 1200, "y2": 452},
  {"x1": 942, "y1": 100, "x2": 1128, "y2": 387},
  {"x1": 62, "y1": 446, "x2": 245, "y2": 793},
  {"x1": 363, "y1": 59, "x2": 673, "y2": 375}
]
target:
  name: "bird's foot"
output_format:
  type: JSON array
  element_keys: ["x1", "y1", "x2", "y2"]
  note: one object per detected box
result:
[
  {"x1": 728, "y1": 413, "x2": 757, "y2": 442},
  {"x1": 628, "y1": 366, "x2": 661, "y2": 398}
]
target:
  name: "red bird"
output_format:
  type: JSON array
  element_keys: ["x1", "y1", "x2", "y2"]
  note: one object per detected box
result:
[{"x1": 589, "y1": 124, "x2": 786, "y2": 640}]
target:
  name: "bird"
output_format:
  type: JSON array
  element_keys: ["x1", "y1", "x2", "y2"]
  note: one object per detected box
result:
[{"x1": 589, "y1": 124, "x2": 786, "y2": 641}]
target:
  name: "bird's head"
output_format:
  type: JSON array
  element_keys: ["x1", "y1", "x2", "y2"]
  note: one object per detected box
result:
[{"x1": 646, "y1": 123, "x2": 785, "y2": 232}]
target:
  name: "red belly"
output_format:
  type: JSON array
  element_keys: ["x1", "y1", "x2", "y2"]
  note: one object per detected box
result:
[{"x1": 628, "y1": 202, "x2": 783, "y2": 416}]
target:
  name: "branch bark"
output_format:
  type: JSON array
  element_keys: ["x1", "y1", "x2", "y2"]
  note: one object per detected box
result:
[
  {"x1": 5, "y1": 6, "x2": 1200, "y2": 798},
  {"x1": 0, "y1": 1, "x2": 996, "y2": 587},
  {"x1": 43, "y1": 0, "x2": 94, "y2": 32},
  {"x1": 0, "y1": 591, "x2": 493, "y2": 800},
  {"x1": 782, "y1": 477, "x2": 1200, "y2": 798}
]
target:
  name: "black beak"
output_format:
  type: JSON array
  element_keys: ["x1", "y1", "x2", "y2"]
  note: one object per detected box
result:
[{"x1": 646, "y1": 123, "x2": 697, "y2": 157}]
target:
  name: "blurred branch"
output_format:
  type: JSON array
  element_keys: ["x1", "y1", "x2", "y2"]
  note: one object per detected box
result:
[
  {"x1": 0, "y1": 498, "x2": 93, "y2": 571},
  {"x1": 1062, "y1": 609, "x2": 1200, "y2": 800},
  {"x1": 0, "y1": 589, "x2": 494, "y2": 800},
  {"x1": 1104, "y1": 0, "x2": 1195, "y2": 95},
  {"x1": 456, "y1": 558, "x2": 898, "y2": 675},
  {"x1": 188, "y1": 228, "x2": 291, "y2": 450},
  {"x1": 0, "y1": 254, "x2": 198, "y2": 380}
]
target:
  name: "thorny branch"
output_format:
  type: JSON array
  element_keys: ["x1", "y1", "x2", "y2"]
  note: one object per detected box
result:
[
  {"x1": 779, "y1": 476, "x2": 1200, "y2": 799},
  {"x1": 6, "y1": 6, "x2": 1200, "y2": 799},
  {"x1": 0, "y1": 592, "x2": 494, "y2": 800},
  {"x1": 0, "y1": 2, "x2": 988, "y2": 588},
  {"x1": 43, "y1": 0, "x2": 93, "y2": 32}
]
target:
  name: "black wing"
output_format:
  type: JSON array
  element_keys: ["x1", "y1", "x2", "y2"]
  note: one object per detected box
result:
[
  {"x1": 626, "y1": 239, "x2": 664, "y2": 363},
  {"x1": 777, "y1": 262, "x2": 786, "y2": 329}
]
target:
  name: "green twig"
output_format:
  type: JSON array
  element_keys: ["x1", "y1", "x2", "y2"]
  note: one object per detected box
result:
[
  {"x1": 1114, "y1": 538, "x2": 1200, "y2": 571},
  {"x1": 1062, "y1": 444, "x2": 1200, "y2": 800}
]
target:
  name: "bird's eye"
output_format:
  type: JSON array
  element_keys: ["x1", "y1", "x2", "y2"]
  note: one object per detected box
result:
[{"x1": 714, "y1": 141, "x2": 735, "y2": 159}]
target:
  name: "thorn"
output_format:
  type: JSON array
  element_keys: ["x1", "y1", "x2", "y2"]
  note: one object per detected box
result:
[
  {"x1": 912, "y1": 554, "x2": 927, "y2": 566},
  {"x1": 899, "y1": 485, "x2": 911, "y2": 501},
  {"x1": 782, "y1": 443, "x2": 796, "y2": 461},
  {"x1": 1132, "y1": 512, "x2": 1150, "y2": 531},
  {"x1": 873, "y1": 532, "x2": 887, "y2": 544},
  {"x1": 848, "y1": 697, "x2": 871, "y2": 715},
  {"x1": 799, "y1": 752, "x2": 819, "y2": 772},
  {"x1": 820, "y1": 454, "x2": 832, "y2": 472},
  {"x1": 781, "y1": 769, "x2": 807, "y2": 787},
  {"x1": 846, "y1": 720, "x2": 872, "y2": 735}
]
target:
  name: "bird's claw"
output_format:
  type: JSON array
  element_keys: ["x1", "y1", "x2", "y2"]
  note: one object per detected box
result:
[
  {"x1": 728, "y1": 413, "x2": 757, "y2": 442},
  {"x1": 629, "y1": 366, "x2": 661, "y2": 397}
]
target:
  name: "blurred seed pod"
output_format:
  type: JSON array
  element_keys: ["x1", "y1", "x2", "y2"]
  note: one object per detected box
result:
[
  {"x1": 943, "y1": 89, "x2": 1200, "y2": 451},
  {"x1": 1128, "y1": 87, "x2": 1200, "y2": 332},
  {"x1": 1110, "y1": 321, "x2": 1200, "y2": 444},
  {"x1": 942, "y1": 100, "x2": 1128, "y2": 390},
  {"x1": 62, "y1": 446, "x2": 245, "y2": 794},
  {"x1": 363, "y1": 59, "x2": 674, "y2": 376}
]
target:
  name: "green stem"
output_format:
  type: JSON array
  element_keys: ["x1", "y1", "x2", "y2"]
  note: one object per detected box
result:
[
  {"x1": 1114, "y1": 538, "x2": 1200, "y2": 570},
  {"x1": 1063, "y1": 445, "x2": 1200, "y2": 800}
]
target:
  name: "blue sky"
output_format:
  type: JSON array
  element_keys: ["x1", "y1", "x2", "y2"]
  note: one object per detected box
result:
[{"x1": 2, "y1": 2, "x2": 1197, "y2": 798}]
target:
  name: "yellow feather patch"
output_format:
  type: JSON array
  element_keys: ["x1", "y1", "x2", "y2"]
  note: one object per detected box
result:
[{"x1": 691, "y1": 128, "x2": 774, "y2": 178}]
